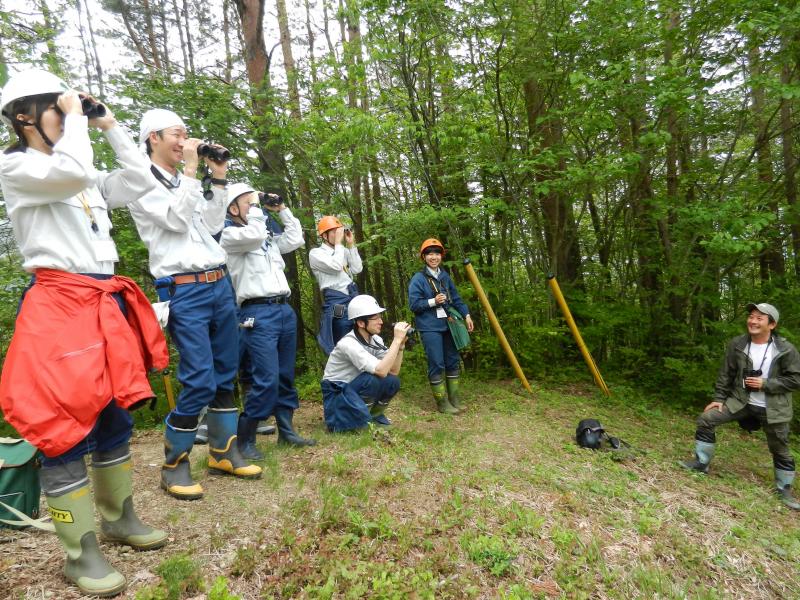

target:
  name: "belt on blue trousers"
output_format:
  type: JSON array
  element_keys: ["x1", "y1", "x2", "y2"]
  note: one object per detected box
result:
[{"x1": 241, "y1": 295, "x2": 289, "y2": 307}]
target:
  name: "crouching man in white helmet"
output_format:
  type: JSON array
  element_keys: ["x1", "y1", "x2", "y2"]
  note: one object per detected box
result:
[{"x1": 321, "y1": 295, "x2": 411, "y2": 432}]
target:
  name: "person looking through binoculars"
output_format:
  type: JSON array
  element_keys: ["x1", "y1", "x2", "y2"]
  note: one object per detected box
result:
[
  {"x1": 128, "y1": 108, "x2": 261, "y2": 501},
  {"x1": 310, "y1": 216, "x2": 363, "y2": 354},
  {"x1": 220, "y1": 183, "x2": 316, "y2": 456},
  {"x1": 0, "y1": 68, "x2": 168, "y2": 596}
]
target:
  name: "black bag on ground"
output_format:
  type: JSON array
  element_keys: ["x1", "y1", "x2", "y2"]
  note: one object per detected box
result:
[
  {"x1": 576, "y1": 419, "x2": 605, "y2": 449},
  {"x1": 575, "y1": 418, "x2": 626, "y2": 451}
]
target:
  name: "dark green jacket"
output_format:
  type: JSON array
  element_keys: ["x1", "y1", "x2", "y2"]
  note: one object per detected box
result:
[{"x1": 714, "y1": 334, "x2": 800, "y2": 423}]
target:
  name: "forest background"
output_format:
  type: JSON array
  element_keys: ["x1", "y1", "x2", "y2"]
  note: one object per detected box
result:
[{"x1": 1, "y1": 0, "x2": 799, "y2": 422}]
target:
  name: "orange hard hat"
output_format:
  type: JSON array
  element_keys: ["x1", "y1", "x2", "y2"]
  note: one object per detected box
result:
[
  {"x1": 419, "y1": 238, "x2": 445, "y2": 258},
  {"x1": 317, "y1": 215, "x2": 344, "y2": 236}
]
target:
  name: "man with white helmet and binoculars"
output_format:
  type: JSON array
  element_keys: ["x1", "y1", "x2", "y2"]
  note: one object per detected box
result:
[
  {"x1": 321, "y1": 295, "x2": 411, "y2": 432},
  {"x1": 220, "y1": 182, "x2": 316, "y2": 455}
]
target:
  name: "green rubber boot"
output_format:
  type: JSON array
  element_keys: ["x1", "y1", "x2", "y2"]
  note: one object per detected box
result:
[
  {"x1": 775, "y1": 469, "x2": 800, "y2": 511},
  {"x1": 445, "y1": 373, "x2": 463, "y2": 412},
  {"x1": 47, "y1": 483, "x2": 127, "y2": 597},
  {"x1": 431, "y1": 379, "x2": 458, "y2": 415},
  {"x1": 92, "y1": 448, "x2": 168, "y2": 550}
]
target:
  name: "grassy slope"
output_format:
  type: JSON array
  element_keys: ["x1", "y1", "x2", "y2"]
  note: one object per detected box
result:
[
  {"x1": 4, "y1": 375, "x2": 800, "y2": 599},
  {"x1": 142, "y1": 377, "x2": 800, "y2": 600}
]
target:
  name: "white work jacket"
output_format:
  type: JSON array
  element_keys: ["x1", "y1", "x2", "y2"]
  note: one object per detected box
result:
[
  {"x1": 0, "y1": 115, "x2": 155, "y2": 274},
  {"x1": 219, "y1": 206, "x2": 304, "y2": 305},
  {"x1": 309, "y1": 243, "x2": 362, "y2": 293},
  {"x1": 127, "y1": 163, "x2": 227, "y2": 278}
]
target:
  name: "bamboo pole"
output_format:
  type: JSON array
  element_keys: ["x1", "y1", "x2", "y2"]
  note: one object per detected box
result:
[
  {"x1": 462, "y1": 259, "x2": 532, "y2": 393},
  {"x1": 546, "y1": 274, "x2": 610, "y2": 396}
]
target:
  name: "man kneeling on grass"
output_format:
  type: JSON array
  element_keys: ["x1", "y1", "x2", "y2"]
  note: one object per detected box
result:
[
  {"x1": 680, "y1": 302, "x2": 800, "y2": 510},
  {"x1": 321, "y1": 295, "x2": 411, "y2": 432}
]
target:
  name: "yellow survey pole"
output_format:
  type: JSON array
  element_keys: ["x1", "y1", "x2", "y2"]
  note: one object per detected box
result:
[
  {"x1": 163, "y1": 371, "x2": 176, "y2": 410},
  {"x1": 462, "y1": 259, "x2": 532, "y2": 393},
  {"x1": 546, "y1": 274, "x2": 610, "y2": 396}
]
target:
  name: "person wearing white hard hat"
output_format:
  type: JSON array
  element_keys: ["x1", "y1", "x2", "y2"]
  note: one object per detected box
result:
[
  {"x1": 680, "y1": 302, "x2": 800, "y2": 511},
  {"x1": 0, "y1": 68, "x2": 168, "y2": 596},
  {"x1": 321, "y1": 295, "x2": 411, "y2": 432},
  {"x1": 219, "y1": 183, "x2": 315, "y2": 454},
  {"x1": 127, "y1": 109, "x2": 261, "y2": 501}
]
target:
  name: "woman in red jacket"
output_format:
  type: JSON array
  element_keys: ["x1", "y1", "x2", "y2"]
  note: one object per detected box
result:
[{"x1": 0, "y1": 68, "x2": 168, "y2": 597}]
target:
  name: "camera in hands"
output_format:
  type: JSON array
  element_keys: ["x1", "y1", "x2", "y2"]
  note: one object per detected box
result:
[{"x1": 393, "y1": 323, "x2": 418, "y2": 349}]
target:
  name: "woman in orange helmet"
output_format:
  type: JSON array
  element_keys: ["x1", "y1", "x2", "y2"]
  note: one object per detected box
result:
[
  {"x1": 408, "y1": 238, "x2": 474, "y2": 414},
  {"x1": 310, "y1": 216, "x2": 363, "y2": 354}
]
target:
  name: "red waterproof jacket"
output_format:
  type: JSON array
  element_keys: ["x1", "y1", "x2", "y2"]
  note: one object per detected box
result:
[{"x1": 0, "y1": 269, "x2": 169, "y2": 457}]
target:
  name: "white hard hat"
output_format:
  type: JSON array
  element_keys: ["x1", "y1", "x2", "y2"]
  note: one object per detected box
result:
[
  {"x1": 1, "y1": 68, "x2": 69, "y2": 126},
  {"x1": 348, "y1": 294, "x2": 386, "y2": 320},
  {"x1": 227, "y1": 182, "x2": 256, "y2": 206},
  {"x1": 138, "y1": 108, "x2": 185, "y2": 145}
]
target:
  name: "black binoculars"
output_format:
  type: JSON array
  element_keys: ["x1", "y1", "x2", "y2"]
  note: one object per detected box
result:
[
  {"x1": 743, "y1": 368, "x2": 762, "y2": 391},
  {"x1": 258, "y1": 192, "x2": 283, "y2": 207},
  {"x1": 80, "y1": 96, "x2": 106, "y2": 119},
  {"x1": 197, "y1": 144, "x2": 231, "y2": 162}
]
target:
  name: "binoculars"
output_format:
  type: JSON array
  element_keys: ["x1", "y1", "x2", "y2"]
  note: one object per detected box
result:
[
  {"x1": 80, "y1": 95, "x2": 106, "y2": 119},
  {"x1": 197, "y1": 143, "x2": 231, "y2": 162},
  {"x1": 258, "y1": 192, "x2": 283, "y2": 207},
  {"x1": 743, "y1": 368, "x2": 762, "y2": 391}
]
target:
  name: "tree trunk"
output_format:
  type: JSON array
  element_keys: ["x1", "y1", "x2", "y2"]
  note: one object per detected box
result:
[
  {"x1": 750, "y1": 43, "x2": 785, "y2": 282},
  {"x1": 234, "y1": 0, "x2": 307, "y2": 359}
]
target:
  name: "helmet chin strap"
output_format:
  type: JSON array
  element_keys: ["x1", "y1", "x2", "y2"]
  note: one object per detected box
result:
[{"x1": 17, "y1": 114, "x2": 57, "y2": 149}]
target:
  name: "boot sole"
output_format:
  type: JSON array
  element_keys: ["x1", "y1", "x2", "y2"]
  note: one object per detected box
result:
[
  {"x1": 75, "y1": 582, "x2": 127, "y2": 598},
  {"x1": 102, "y1": 534, "x2": 169, "y2": 551},
  {"x1": 208, "y1": 467, "x2": 262, "y2": 479},
  {"x1": 159, "y1": 481, "x2": 204, "y2": 500}
]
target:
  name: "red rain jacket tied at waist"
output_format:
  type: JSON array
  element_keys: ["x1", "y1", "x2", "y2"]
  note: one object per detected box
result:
[{"x1": 0, "y1": 269, "x2": 169, "y2": 457}]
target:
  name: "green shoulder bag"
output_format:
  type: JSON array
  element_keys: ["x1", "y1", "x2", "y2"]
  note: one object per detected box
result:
[{"x1": 0, "y1": 437, "x2": 44, "y2": 530}]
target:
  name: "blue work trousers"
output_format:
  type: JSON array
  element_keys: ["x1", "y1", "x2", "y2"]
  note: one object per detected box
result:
[
  {"x1": 167, "y1": 279, "x2": 239, "y2": 416},
  {"x1": 41, "y1": 400, "x2": 133, "y2": 467},
  {"x1": 238, "y1": 302, "x2": 299, "y2": 419},
  {"x1": 420, "y1": 329, "x2": 461, "y2": 381},
  {"x1": 321, "y1": 372, "x2": 400, "y2": 432}
]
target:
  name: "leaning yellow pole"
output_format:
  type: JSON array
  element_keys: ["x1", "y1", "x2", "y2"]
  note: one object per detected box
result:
[
  {"x1": 546, "y1": 274, "x2": 610, "y2": 397},
  {"x1": 463, "y1": 259, "x2": 532, "y2": 393},
  {"x1": 163, "y1": 371, "x2": 176, "y2": 410}
]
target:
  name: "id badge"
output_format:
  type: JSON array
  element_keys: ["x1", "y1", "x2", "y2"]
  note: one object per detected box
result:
[
  {"x1": 436, "y1": 307, "x2": 447, "y2": 319},
  {"x1": 92, "y1": 239, "x2": 119, "y2": 262}
]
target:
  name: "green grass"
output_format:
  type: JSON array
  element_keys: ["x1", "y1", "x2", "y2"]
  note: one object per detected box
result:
[{"x1": 7, "y1": 374, "x2": 800, "y2": 598}]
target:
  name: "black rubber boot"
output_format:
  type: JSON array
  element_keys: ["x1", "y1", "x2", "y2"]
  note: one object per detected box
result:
[
  {"x1": 161, "y1": 416, "x2": 204, "y2": 500},
  {"x1": 206, "y1": 408, "x2": 262, "y2": 478},
  {"x1": 276, "y1": 408, "x2": 317, "y2": 447},
  {"x1": 237, "y1": 414, "x2": 264, "y2": 461}
]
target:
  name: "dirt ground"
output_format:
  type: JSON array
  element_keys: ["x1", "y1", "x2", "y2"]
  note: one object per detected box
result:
[{"x1": 0, "y1": 404, "x2": 328, "y2": 600}]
